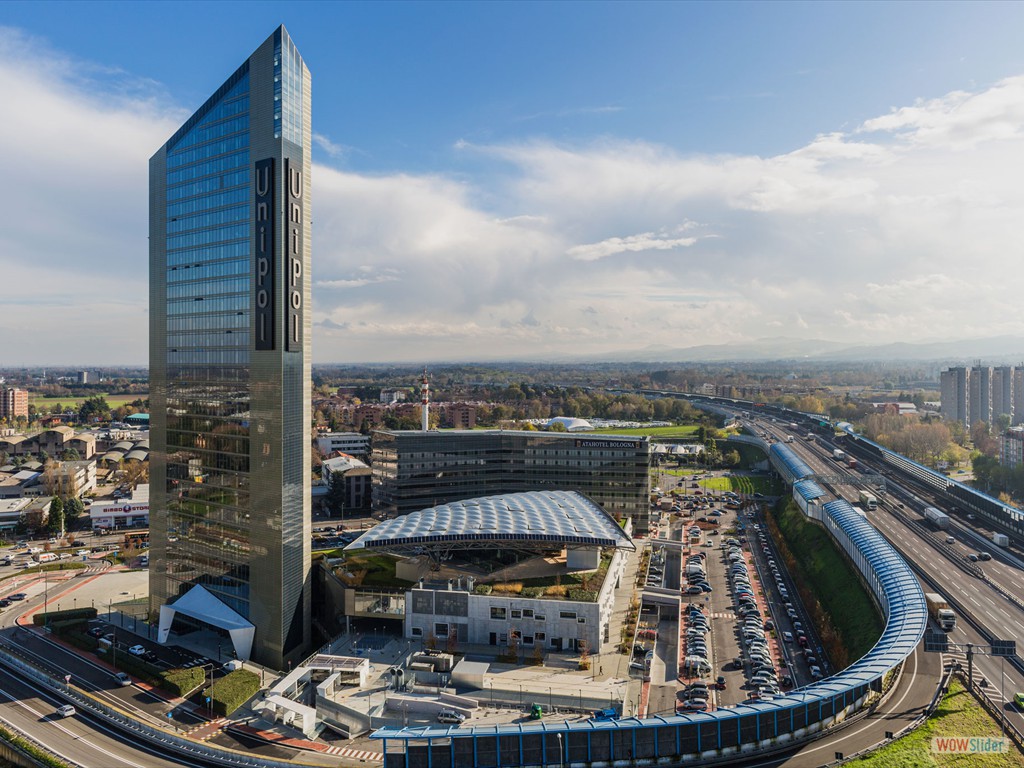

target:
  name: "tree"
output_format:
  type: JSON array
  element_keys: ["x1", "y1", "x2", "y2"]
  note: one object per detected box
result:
[
  {"x1": 48, "y1": 496, "x2": 65, "y2": 535},
  {"x1": 78, "y1": 395, "x2": 111, "y2": 423},
  {"x1": 64, "y1": 496, "x2": 86, "y2": 524},
  {"x1": 324, "y1": 471, "x2": 347, "y2": 517}
]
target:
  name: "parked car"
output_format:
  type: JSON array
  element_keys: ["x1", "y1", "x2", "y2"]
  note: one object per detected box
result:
[{"x1": 437, "y1": 709, "x2": 466, "y2": 725}]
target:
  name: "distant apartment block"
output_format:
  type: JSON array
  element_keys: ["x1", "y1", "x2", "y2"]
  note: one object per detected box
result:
[
  {"x1": 940, "y1": 367, "x2": 970, "y2": 426},
  {"x1": 1000, "y1": 427, "x2": 1024, "y2": 469},
  {"x1": 446, "y1": 403, "x2": 477, "y2": 429},
  {"x1": 992, "y1": 366, "x2": 1014, "y2": 423},
  {"x1": 0, "y1": 388, "x2": 28, "y2": 421},
  {"x1": 969, "y1": 365, "x2": 993, "y2": 427},
  {"x1": 1015, "y1": 369, "x2": 1024, "y2": 426}
]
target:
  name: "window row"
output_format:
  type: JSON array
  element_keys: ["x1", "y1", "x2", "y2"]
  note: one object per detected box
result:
[
  {"x1": 168, "y1": 258, "x2": 249, "y2": 284},
  {"x1": 167, "y1": 223, "x2": 248, "y2": 251},
  {"x1": 165, "y1": 366, "x2": 251, "y2": 384},
  {"x1": 167, "y1": 169, "x2": 250, "y2": 203},
  {"x1": 167, "y1": 132, "x2": 249, "y2": 170},
  {"x1": 167, "y1": 349, "x2": 251, "y2": 365},
  {"x1": 168, "y1": 74, "x2": 249, "y2": 152},
  {"x1": 167, "y1": 295, "x2": 248, "y2": 315},
  {"x1": 167, "y1": 240, "x2": 249, "y2": 268},
  {"x1": 167, "y1": 150, "x2": 249, "y2": 186},
  {"x1": 168, "y1": 204, "x2": 249, "y2": 235},
  {"x1": 166, "y1": 331, "x2": 250, "y2": 348},
  {"x1": 171, "y1": 112, "x2": 249, "y2": 153},
  {"x1": 167, "y1": 311, "x2": 249, "y2": 332},
  {"x1": 167, "y1": 276, "x2": 248, "y2": 300},
  {"x1": 168, "y1": 186, "x2": 249, "y2": 218}
]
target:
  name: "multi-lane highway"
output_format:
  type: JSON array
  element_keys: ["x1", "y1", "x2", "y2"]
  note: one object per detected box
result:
[{"x1": 753, "y1": 416, "x2": 1024, "y2": 736}]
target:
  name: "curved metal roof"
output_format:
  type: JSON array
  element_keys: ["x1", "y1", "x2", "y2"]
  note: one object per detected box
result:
[
  {"x1": 793, "y1": 479, "x2": 826, "y2": 501},
  {"x1": 769, "y1": 443, "x2": 814, "y2": 484},
  {"x1": 372, "y1": 496, "x2": 925, "y2": 743},
  {"x1": 346, "y1": 491, "x2": 635, "y2": 553}
]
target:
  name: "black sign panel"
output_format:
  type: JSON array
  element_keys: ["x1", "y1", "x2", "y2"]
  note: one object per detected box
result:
[
  {"x1": 992, "y1": 639, "x2": 1016, "y2": 657},
  {"x1": 923, "y1": 631, "x2": 949, "y2": 653},
  {"x1": 254, "y1": 158, "x2": 275, "y2": 350},
  {"x1": 285, "y1": 159, "x2": 304, "y2": 352}
]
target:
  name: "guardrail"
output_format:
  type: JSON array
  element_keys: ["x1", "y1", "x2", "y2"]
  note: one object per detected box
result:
[{"x1": 0, "y1": 639, "x2": 320, "y2": 768}]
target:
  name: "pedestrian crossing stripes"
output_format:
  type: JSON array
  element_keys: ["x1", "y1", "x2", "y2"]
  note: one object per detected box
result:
[{"x1": 324, "y1": 745, "x2": 383, "y2": 761}]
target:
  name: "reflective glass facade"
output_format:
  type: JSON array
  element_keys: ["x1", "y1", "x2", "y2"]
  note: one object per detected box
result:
[
  {"x1": 372, "y1": 431, "x2": 652, "y2": 532},
  {"x1": 150, "y1": 26, "x2": 311, "y2": 669}
]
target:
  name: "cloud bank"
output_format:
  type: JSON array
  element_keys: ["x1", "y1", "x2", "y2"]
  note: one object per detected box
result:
[{"x1": 3, "y1": 25, "x2": 1023, "y2": 364}]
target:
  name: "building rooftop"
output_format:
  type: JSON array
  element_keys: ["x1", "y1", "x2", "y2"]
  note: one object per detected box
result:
[{"x1": 346, "y1": 490, "x2": 635, "y2": 554}]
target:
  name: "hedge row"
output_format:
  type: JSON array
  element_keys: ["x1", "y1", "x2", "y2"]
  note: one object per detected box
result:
[
  {"x1": 161, "y1": 667, "x2": 206, "y2": 698},
  {"x1": 206, "y1": 669, "x2": 260, "y2": 716},
  {"x1": 32, "y1": 607, "x2": 98, "y2": 626}
]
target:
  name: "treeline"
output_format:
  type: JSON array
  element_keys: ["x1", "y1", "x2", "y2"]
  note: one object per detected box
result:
[{"x1": 860, "y1": 413, "x2": 953, "y2": 465}]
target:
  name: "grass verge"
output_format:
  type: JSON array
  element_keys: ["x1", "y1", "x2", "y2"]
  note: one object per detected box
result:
[
  {"x1": 852, "y1": 678, "x2": 1024, "y2": 766},
  {"x1": 590, "y1": 425, "x2": 700, "y2": 437},
  {"x1": 768, "y1": 498, "x2": 883, "y2": 668}
]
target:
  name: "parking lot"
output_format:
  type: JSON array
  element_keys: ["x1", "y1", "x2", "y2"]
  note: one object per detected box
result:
[{"x1": 641, "y1": 490, "x2": 830, "y2": 715}]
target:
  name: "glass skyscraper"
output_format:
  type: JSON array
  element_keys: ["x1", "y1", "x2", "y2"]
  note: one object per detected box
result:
[{"x1": 149, "y1": 26, "x2": 311, "y2": 669}]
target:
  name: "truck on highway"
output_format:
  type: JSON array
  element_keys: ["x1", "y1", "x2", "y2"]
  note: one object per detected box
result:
[
  {"x1": 785, "y1": 435, "x2": 794, "y2": 443},
  {"x1": 925, "y1": 593, "x2": 956, "y2": 631},
  {"x1": 847, "y1": 456, "x2": 859, "y2": 469},
  {"x1": 833, "y1": 449, "x2": 846, "y2": 462},
  {"x1": 992, "y1": 532, "x2": 1010, "y2": 548},
  {"x1": 923, "y1": 507, "x2": 950, "y2": 530},
  {"x1": 858, "y1": 490, "x2": 878, "y2": 510}
]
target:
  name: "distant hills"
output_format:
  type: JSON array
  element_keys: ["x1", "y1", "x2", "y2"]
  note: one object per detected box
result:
[{"x1": 594, "y1": 336, "x2": 1024, "y2": 364}]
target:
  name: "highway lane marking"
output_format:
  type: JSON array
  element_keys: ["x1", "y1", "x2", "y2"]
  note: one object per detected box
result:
[
  {"x1": 0, "y1": 684, "x2": 149, "y2": 768},
  {"x1": 797, "y1": 643, "x2": 920, "y2": 756}
]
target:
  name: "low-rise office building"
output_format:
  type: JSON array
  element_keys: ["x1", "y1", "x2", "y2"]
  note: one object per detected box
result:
[{"x1": 372, "y1": 430, "x2": 651, "y2": 532}]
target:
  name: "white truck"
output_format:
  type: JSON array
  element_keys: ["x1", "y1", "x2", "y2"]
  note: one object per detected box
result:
[
  {"x1": 923, "y1": 507, "x2": 950, "y2": 530},
  {"x1": 858, "y1": 490, "x2": 878, "y2": 510},
  {"x1": 992, "y1": 532, "x2": 1010, "y2": 548},
  {"x1": 925, "y1": 593, "x2": 956, "y2": 631},
  {"x1": 833, "y1": 449, "x2": 846, "y2": 462}
]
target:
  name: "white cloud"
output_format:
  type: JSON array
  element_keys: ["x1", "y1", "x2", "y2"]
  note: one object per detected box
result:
[
  {"x1": 5, "y1": 26, "x2": 1024, "y2": 364},
  {"x1": 567, "y1": 232, "x2": 698, "y2": 261}
]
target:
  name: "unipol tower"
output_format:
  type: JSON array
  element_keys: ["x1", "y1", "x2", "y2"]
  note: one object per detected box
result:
[{"x1": 149, "y1": 26, "x2": 311, "y2": 669}]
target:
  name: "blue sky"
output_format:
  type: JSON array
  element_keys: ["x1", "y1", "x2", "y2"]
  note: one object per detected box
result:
[{"x1": 3, "y1": 1, "x2": 1024, "y2": 364}]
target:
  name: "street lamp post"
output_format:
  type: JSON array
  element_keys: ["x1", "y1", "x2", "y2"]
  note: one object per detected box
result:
[{"x1": 556, "y1": 732, "x2": 564, "y2": 768}]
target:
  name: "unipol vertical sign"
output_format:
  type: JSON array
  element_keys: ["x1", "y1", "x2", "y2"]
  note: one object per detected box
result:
[
  {"x1": 285, "y1": 159, "x2": 304, "y2": 352},
  {"x1": 254, "y1": 158, "x2": 275, "y2": 351}
]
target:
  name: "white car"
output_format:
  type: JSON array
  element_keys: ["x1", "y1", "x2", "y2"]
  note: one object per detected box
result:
[
  {"x1": 128, "y1": 644, "x2": 146, "y2": 656},
  {"x1": 56, "y1": 705, "x2": 76, "y2": 718},
  {"x1": 783, "y1": 631, "x2": 794, "y2": 643}
]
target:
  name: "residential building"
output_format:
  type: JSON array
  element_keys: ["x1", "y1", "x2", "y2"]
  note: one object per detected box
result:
[
  {"x1": 1000, "y1": 427, "x2": 1024, "y2": 470},
  {"x1": 992, "y1": 366, "x2": 1014, "y2": 424},
  {"x1": 0, "y1": 388, "x2": 28, "y2": 422},
  {"x1": 149, "y1": 26, "x2": 312, "y2": 669},
  {"x1": 372, "y1": 430, "x2": 652, "y2": 532},
  {"x1": 445, "y1": 403, "x2": 477, "y2": 430},
  {"x1": 970, "y1": 365, "x2": 993, "y2": 427},
  {"x1": 940, "y1": 367, "x2": 970, "y2": 426},
  {"x1": 321, "y1": 454, "x2": 372, "y2": 516},
  {"x1": 1016, "y1": 368, "x2": 1024, "y2": 427}
]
